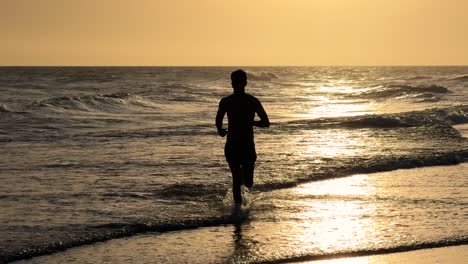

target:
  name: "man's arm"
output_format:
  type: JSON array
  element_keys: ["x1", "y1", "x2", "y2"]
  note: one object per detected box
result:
[
  {"x1": 253, "y1": 100, "x2": 270, "y2": 128},
  {"x1": 216, "y1": 99, "x2": 227, "y2": 137}
]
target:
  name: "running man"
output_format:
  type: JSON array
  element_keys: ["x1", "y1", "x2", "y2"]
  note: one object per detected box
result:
[{"x1": 216, "y1": 69, "x2": 270, "y2": 206}]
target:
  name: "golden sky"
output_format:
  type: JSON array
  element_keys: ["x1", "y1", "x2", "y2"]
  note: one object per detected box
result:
[{"x1": 1, "y1": 0, "x2": 467, "y2": 66}]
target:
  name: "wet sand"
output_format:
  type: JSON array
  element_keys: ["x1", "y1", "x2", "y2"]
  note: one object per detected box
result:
[
  {"x1": 301, "y1": 245, "x2": 468, "y2": 264},
  {"x1": 12, "y1": 240, "x2": 468, "y2": 264}
]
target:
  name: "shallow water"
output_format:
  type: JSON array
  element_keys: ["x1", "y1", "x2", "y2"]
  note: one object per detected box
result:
[
  {"x1": 1, "y1": 67, "x2": 468, "y2": 262},
  {"x1": 13, "y1": 163, "x2": 468, "y2": 264}
]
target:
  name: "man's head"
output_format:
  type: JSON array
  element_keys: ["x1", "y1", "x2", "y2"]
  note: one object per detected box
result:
[{"x1": 231, "y1": 69, "x2": 247, "y2": 93}]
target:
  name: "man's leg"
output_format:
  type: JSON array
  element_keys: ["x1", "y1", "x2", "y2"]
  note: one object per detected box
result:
[
  {"x1": 228, "y1": 162, "x2": 242, "y2": 204},
  {"x1": 242, "y1": 162, "x2": 255, "y2": 189}
]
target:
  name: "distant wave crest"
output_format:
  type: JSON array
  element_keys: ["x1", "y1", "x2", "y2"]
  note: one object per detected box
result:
[
  {"x1": 344, "y1": 106, "x2": 468, "y2": 128},
  {"x1": 33, "y1": 92, "x2": 159, "y2": 113},
  {"x1": 248, "y1": 71, "x2": 278, "y2": 81},
  {"x1": 452, "y1": 74, "x2": 468, "y2": 81},
  {"x1": 286, "y1": 105, "x2": 468, "y2": 129},
  {"x1": 0, "y1": 104, "x2": 11, "y2": 113},
  {"x1": 360, "y1": 84, "x2": 449, "y2": 100},
  {"x1": 407, "y1": 76, "x2": 431, "y2": 80}
]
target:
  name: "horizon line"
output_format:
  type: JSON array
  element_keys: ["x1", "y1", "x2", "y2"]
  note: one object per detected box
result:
[{"x1": 1, "y1": 65, "x2": 468, "y2": 67}]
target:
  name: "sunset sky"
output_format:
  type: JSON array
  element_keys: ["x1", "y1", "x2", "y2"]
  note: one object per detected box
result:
[{"x1": 1, "y1": 0, "x2": 467, "y2": 66}]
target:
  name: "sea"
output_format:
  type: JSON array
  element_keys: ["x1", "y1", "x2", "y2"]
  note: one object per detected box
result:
[{"x1": 0, "y1": 66, "x2": 467, "y2": 263}]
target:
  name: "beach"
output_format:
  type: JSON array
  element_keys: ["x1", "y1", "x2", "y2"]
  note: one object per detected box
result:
[{"x1": 301, "y1": 246, "x2": 468, "y2": 264}]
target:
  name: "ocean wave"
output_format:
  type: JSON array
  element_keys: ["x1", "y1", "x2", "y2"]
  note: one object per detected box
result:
[
  {"x1": 0, "y1": 104, "x2": 11, "y2": 113},
  {"x1": 359, "y1": 84, "x2": 449, "y2": 99},
  {"x1": 285, "y1": 105, "x2": 468, "y2": 128},
  {"x1": 32, "y1": 92, "x2": 159, "y2": 113},
  {"x1": 395, "y1": 84, "x2": 449, "y2": 93},
  {"x1": 248, "y1": 72, "x2": 278, "y2": 81},
  {"x1": 452, "y1": 74, "x2": 468, "y2": 81},
  {"x1": 319, "y1": 150, "x2": 468, "y2": 178},
  {"x1": 158, "y1": 183, "x2": 226, "y2": 201},
  {"x1": 156, "y1": 149, "x2": 468, "y2": 202},
  {"x1": 77, "y1": 106, "x2": 468, "y2": 140},
  {"x1": 412, "y1": 94, "x2": 440, "y2": 103},
  {"x1": 85, "y1": 124, "x2": 214, "y2": 139},
  {"x1": 407, "y1": 76, "x2": 431, "y2": 80},
  {"x1": 53, "y1": 71, "x2": 120, "y2": 84}
]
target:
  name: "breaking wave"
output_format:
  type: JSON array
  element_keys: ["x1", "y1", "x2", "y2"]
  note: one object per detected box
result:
[
  {"x1": 452, "y1": 75, "x2": 468, "y2": 81},
  {"x1": 359, "y1": 84, "x2": 450, "y2": 99},
  {"x1": 248, "y1": 72, "x2": 278, "y2": 81},
  {"x1": 284, "y1": 105, "x2": 468, "y2": 129},
  {"x1": 407, "y1": 76, "x2": 431, "y2": 80},
  {"x1": 32, "y1": 92, "x2": 159, "y2": 113},
  {"x1": 0, "y1": 104, "x2": 11, "y2": 113},
  {"x1": 158, "y1": 149, "x2": 468, "y2": 201}
]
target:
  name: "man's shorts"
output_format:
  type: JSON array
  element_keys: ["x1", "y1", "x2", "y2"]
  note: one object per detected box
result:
[{"x1": 224, "y1": 139, "x2": 257, "y2": 166}]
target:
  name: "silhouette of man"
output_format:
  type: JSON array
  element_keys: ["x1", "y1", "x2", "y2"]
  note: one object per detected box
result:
[{"x1": 216, "y1": 69, "x2": 270, "y2": 206}]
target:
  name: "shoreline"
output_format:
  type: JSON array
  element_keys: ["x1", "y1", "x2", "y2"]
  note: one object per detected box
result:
[
  {"x1": 299, "y1": 245, "x2": 468, "y2": 264},
  {"x1": 12, "y1": 240, "x2": 468, "y2": 264}
]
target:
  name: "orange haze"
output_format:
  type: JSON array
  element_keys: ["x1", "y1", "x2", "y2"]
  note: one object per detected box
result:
[{"x1": 1, "y1": 0, "x2": 467, "y2": 66}]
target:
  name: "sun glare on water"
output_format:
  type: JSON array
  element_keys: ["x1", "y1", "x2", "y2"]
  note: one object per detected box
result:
[
  {"x1": 293, "y1": 175, "x2": 378, "y2": 254},
  {"x1": 301, "y1": 129, "x2": 364, "y2": 159},
  {"x1": 292, "y1": 83, "x2": 375, "y2": 120}
]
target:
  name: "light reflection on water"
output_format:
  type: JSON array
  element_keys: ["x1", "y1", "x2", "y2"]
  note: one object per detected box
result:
[
  {"x1": 301, "y1": 129, "x2": 365, "y2": 159},
  {"x1": 291, "y1": 95, "x2": 375, "y2": 120},
  {"x1": 308, "y1": 100, "x2": 374, "y2": 119},
  {"x1": 293, "y1": 175, "x2": 377, "y2": 253},
  {"x1": 295, "y1": 174, "x2": 374, "y2": 197},
  {"x1": 245, "y1": 175, "x2": 379, "y2": 255},
  {"x1": 232, "y1": 164, "x2": 467, "y2": 262}
]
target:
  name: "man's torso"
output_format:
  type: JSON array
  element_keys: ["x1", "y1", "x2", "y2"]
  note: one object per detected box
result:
[{"x1": 221, "y1": 93, "x2": 258, "y2": 143}]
